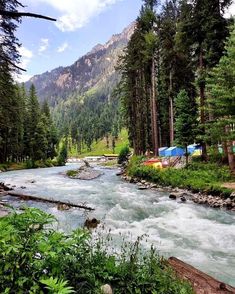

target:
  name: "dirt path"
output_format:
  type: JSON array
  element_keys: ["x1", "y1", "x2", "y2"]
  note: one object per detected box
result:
[{"x1": 222, "y1": 182, "x2": 235, "y2": 191}]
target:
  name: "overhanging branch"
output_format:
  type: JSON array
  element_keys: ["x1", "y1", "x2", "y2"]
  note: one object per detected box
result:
[{"x1": 0, "y1": 10, "x2": 56, "y2": 22}]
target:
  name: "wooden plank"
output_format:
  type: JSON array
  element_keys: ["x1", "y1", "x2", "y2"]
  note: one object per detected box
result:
[{"x1": 168, "y1": 257, "x2": 235, "y2": 294}]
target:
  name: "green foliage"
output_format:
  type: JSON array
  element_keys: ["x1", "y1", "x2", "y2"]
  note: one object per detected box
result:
[
  {"x1": 127, "y1": 157, "x2": 233, "y2": 198},
  {"x1": 0, "y1": 208, "x2": 193, "y2": 293},
  {"x1": 175, "y1": 90, "x2": 198, "y2": 147},
  {"x1": 118, "y1": 145, "x2": 130, "y2": 164},
  {"x1": 206, "y1": 24, "x2": 235, "y2": 144},
  {"x1": 66, "y1": 170, "x2": 78, "y2": 177},
  {"x1": 40, "y1": 277, "x2": 75, "y2": 294},
  {"x1": 57, "y1": 142, "x2": 68, "y2": 166}
]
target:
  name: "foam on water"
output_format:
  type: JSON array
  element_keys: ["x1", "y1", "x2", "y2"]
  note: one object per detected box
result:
[{"x1": 1, "y1": 164, "x2": 235, "y2": 286}]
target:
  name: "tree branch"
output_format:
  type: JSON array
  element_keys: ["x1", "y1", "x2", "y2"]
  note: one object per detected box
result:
[
  {"x1": 1, "y1": 56, "x2": 26, "y2": 72},
  {"x1": 0, "y1": 10, "x2": 56, "y2": 22}
]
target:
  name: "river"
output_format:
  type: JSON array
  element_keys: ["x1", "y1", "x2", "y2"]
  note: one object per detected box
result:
[{"x1": 1, "y1": 163, "x2": 235, "y2": 286}]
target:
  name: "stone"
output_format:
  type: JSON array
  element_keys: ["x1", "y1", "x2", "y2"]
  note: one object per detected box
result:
[
  {"x1": 169, "y1": 194, "x2": 177, "y2": 200},
  {"x1": 180, "y1": 196, "x2": 187, "y2": 202},
  {"x1": 57, "y1": 203, "x2": 71, "y2": 211},
  {"x1": 116, "y1": 171, "x2": 123, "y2": 176},
  {"x1": 138, "y1": 186, "x2": 148, "y2": 190},
  {"x1": 84, "y1": 218, "x2": 100, "y2": 230},
  {"x1": 101, "y1": 284, "x2": 113, "y2": 294}
]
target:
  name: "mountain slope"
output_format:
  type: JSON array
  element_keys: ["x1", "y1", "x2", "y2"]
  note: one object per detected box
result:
[{"x1": 26, "y1": 23, "x2": 135, "y2": 107}]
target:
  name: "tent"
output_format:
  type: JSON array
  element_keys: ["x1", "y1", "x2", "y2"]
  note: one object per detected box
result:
[
  {"x1": 165, "y1": 147, "x2": 184, "y2": 157},
  {"x1": 159, "y1": 147, "x2": 168, "y2": 157},
  {"x1": 187, "y1": 144, "x2": 201, "y2": 154}
]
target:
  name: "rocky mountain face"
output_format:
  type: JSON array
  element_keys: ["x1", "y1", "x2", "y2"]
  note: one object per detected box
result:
[{"x1": 26, "y1": 22, "x2": 135, "y2": 106}]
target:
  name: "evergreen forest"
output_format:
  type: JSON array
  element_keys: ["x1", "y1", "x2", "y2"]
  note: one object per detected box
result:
[{"x1": 0, "y1": 0, "x2": 235, "y2": 169}]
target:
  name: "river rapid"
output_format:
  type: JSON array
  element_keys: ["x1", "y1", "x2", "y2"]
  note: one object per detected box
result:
[{"x1": 1, "y1": 163, "x2": 235, "y2": 286}]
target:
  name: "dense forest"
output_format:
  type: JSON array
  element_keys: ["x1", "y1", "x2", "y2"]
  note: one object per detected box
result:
[
  {"x1": 0, "y1": 0, "x2": 234, "y2": 170},
  {"x1": 120, "y1": 0, "x2": 235, "y2": 170},
  {"x1": 0, "y1": 1, "x2": 58, "y2": 165}
]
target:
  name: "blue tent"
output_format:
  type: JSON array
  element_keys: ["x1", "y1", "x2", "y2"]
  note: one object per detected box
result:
[
  {"x1": 159, "y1": 147, "x2": 168, "y2": 157},
  {"x1": 165, "y1": 147, "x2": 184, "y2": 157}
]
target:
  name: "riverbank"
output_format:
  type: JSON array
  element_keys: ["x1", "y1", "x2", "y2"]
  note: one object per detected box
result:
[
  {"x1": 0, "y1": 159, "x2": 63, "y2": 173},
  {"x1": 123, "y1": 156, "x2": 235, "y2": 211}
]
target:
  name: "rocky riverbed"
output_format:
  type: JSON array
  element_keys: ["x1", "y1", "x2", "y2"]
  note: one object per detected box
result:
[{"x1": 121, "y1": 174, "x2": 235, "y2": 211}]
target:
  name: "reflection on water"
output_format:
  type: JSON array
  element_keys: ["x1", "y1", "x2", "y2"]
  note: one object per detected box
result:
[{"x1": 0, "y1": 163, "x2": 235, "y2": 286}]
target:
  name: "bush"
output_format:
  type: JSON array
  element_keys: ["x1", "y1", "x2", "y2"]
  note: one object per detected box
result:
[
  {"x1": 0, "y1": 208, "x2": 193, "y2": 294},
  {"x1": 118, "y1": 145, "x2": 130, "y2": 164}
]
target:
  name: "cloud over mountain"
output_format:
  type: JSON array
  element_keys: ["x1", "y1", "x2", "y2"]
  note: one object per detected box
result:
[{"x1": 33, "y1": 0, "x2": 121, "y2": 32}]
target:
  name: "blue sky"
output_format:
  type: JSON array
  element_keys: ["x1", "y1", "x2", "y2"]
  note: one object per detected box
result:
[
  {"x1": 16, "y1": 0, "x2": 235, "y2": 82},
  {"x1": 16, "y1": 0, "x2": 143, "y2": 82}
]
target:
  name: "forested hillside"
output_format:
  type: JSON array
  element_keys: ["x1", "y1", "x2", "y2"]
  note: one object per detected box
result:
[{"x1": 25, "y1": 23, "x2": 134, "y2": 150}]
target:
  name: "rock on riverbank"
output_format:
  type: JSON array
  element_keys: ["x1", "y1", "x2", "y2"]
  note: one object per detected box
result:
[{"x1": 121, "y1": 174, "x2": 235, "y2": 211}]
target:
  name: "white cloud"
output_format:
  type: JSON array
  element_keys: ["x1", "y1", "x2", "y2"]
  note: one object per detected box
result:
[
  {"x1": 39, "y1": 38, "x2": 49, "y2": 53},
  {"x1": 57, "y1": 42, "x2": 69, "y2": 53},
  {"x1": 32, "y1": 0, "x2": 121, "y2": 32},
  {"x1": 18, "y1": 46, "x2": 33, "y2": 69},
  {"x1": 225, "y1": 2, "x2": 235, "y2": 17},
  {"x1": 14, "y1": 46, "x2": 33, "y2": 83},
  {"x1": 16, "y1": 73, "x2": 33, "y2": 83}
]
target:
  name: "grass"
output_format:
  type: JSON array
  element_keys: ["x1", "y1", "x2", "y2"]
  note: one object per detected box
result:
[
  {"x1": 127, "y1": 156, "x2": 233, "y2": 198},
  {"x1": 100, "y1": 159, "x2": 118, "y2": 167},
  {"x1": 0, "y1": 159, "x2": 58, "y2": 172},
  {"x1": 0, "y1": 162, "x2": 27, "y2": 171},
  {"x1": 68, "y1": 129, "x2": 129, "y2": 157}
]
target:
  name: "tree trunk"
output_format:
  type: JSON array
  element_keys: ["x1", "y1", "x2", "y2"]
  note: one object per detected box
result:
[
  {"x1": 199, "y1": 49, "x2": 207, "y2": 161},
  {"x1": 185, "y1": 145, "x2": 189, "y2": 165},
  {"x1": 151, "y1": 57, "x2": 159, "y2": 156},
  {"x1": 169, "y1": 70, "x2": 174, "y2": 146},
  {"x1": 168, "y1": 257, "x2": 235, "y2": 294},
  {"x1": 227, "y1": 140, "x2": 235, "y2": 171}
]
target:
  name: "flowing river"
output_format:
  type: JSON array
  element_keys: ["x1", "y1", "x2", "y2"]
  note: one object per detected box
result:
[{"x1": 1, "y1": 163, "x2": 235, "y2": 286}]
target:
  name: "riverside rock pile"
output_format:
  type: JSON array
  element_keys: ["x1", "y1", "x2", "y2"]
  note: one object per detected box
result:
[{"x1": 120, "y1": 174, "x2": 235, "y2": 211}]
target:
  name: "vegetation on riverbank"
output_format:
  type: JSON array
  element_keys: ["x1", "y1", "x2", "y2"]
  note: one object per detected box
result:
[
  {"x1": 127, "y1": 157, "x2": 233, "y2": 198},
  {"x1": 0, "y1": 208, "x2": 193, "y2": 293}
]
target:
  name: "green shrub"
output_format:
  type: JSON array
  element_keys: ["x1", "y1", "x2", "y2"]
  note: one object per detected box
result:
[
  {"x1": 118, "y1": 145, "x2": 130, "y2": 164},
  {"x1": 0, "y1": 209, "x2": 193, "y2": 294},
  {"x1": 66, "y1": 170, "x2": 78, "y2": 177}
]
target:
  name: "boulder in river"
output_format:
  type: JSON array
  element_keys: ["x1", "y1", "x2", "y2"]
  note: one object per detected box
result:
[
  {"x1": 169, "y1": 194, "x2": 177, "y2": 200},
  {"x1": 57, "y1": 203, "x2": 71, "y2": 211},
  {"x1": 180, "y1": 196, "x2": 187, "y2": 202},
  {"x1": 67, "y1": 161, "x2": 104, "y2": 180},
  {"x1": 84, "y1": 218, "x2": 100, "y2": 230}
]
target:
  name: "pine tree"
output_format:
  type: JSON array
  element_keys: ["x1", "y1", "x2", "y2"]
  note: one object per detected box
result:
[
  {"x1": 178, "y1": 0, "x2": 232, "y2": 160},
  {"x1": 175, "y1": 89, "x2": 198, "y2": 164},
  {"x1": 206, "y1": 24, "x2": 235, "y2": 170}
]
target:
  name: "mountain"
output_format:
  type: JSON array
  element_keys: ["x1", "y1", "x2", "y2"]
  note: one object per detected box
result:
[
  {"x1": 25, "y1": 22, "x2": 135, "y2": 150},
  {"x1": 26, "y1": 22, "x2": 135, "y2": 107}
]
